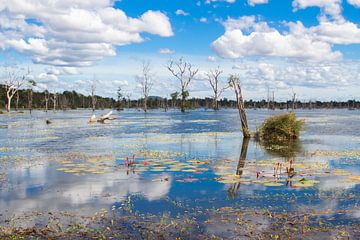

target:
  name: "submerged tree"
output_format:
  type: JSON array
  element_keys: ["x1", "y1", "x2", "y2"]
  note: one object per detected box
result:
[
  {"x1": 228, "y1": 74, "x2": 250, "y2": 138},
  {"x1": 170, "y1": 91, "x2": 179, "y2": 109},
  {"x1": 167, "y1": 58, "x2": 198, "y2": 112},
  {"x1": 136, "y1": 61, "x2": 154, "y2": 112},
  {"x1": 51, "y1": 92, "x2": 57, "y2": 112},
  {"x1": 117, "y1": 86, "x2": 123, "y2": 109},
  {"x1": 126, "y1": 92, "x2": 132, "y2": 109},
  {"x1": 91, "y1": 81, "x2": 97, "y2": 112},
  {"x1": 44, "y1": 90, "x2": 50, "y2": 112},
  {"x1": 291, "y1": 91, "x2": 296, "y2": 112},
  {"x1": 2, "y1": 67, "x2": 31, "y2": 112},
  {"x1": 205, "y1": 66, "x2": 228, "y2": 110},
  {"x1": 27, "y1": 78, "x2": 36, "y2": 114}
]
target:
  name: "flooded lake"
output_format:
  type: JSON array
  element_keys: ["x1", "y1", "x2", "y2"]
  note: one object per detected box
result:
[{"x1": 0, "y1": 109, "x2": 359, "y2": 238}]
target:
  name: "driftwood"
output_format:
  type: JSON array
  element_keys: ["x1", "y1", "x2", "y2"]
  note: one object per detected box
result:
[
  {"x1": 88, "y1": 111, "x2": 116, "y2": 123},
  {"x1": 88, "y1": 114, "x2": 97, "y2": 123}
]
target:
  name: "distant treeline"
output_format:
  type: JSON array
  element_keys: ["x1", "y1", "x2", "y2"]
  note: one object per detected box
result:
[{"x1": 0, "y1": 85, "x2": 358, "y2": 111}]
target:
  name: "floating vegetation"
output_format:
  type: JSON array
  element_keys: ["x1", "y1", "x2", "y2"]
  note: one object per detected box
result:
[
  {"x1": 341, "y1": 175, "x2": 360, "y2": 183},
  {"x1": 292, "y1": 178, "x2": 320, "y2": 187},
  {"x1": 0, "y1": 172, "x2": 5, "y2": 184},
  {"x1": 135, "y1": 149, "x2": 184, "y2": 159},
  {"x1": 211, "y1": 156, "x2": 360, "y2": 189},
  {"x1": 1, "y1": 205, "x2": 359, "y2": 240},
  {"x1": 54, "y1": 154, "x2": 115, "y2": 175},
  {"x1": 0, "y1": 110, "x2": 359, "y2": 239},
  {"x1": 311, "y1": 149, "x2": 360, "y2": 158}
]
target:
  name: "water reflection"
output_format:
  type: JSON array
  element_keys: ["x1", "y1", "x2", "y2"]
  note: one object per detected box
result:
[
  {"x1": 0, "y1": 161, "x2": 172, "y2": 220},
  {"x1": 259, "y1": 138, "x2": 303, "y2": 159},
  {"x1": 228, "y1": 137, "x2": 249, "y2": 199},
  {"x1": 0, "y1": 109, "x2": 359, "y2": 230}
]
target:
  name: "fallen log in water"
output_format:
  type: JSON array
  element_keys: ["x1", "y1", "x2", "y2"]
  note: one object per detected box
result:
[
  {"x1": 88, "y1": 111, "x2": 116, "y2": 123},
  {"x1": 88, "y1": 114, "x2": 97, "y2": 123},
  {"x1": 98, "y1": 111, "x2": 116, "y2": 123}
]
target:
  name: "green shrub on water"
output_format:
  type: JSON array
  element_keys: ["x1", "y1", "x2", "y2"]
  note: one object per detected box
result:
[
  {"x1": 0, "y1": 110, "x2": 3, "y2": 114},
  {"x1": 256, "y1": 112, "x2": 304, "y2": 142}
]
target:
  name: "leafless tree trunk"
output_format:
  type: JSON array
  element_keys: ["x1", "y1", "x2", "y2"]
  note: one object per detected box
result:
[
  {"x1": 3, "y1": 67, "x2": 28, "y2": 112},
  {"x1": 292, "y1": 92, "x2": 296, "y2": 112},
  {"x1": 51, "y1": 92, "x2": 57, "y2": 112},
  {"x1": 91, "y1": 82, "x2": 97, "y2": 112},
  {"x1": 44, "y1": 90, "x2": 50, "y2": 112},
  {"x1": 229, "y1": 74, "x2": 250, "y2": 138},
  {"x1": 167, "y1": 58, "x2": 198, "y2": 112},
  {"x1": 136, "y1": 61, "x2": 154, "y2": 112},
  {"x1": 28, "y1": 89, "x2": 33, "y2": 114},
  {"x1": 205, "y1": 66, "x2": 228, "y2": 111},
  {"x1": 164, "y1": 98, "x2": 168, "y2": 112},
  {"x1": 15, "y1": 91, "x2": 19, "y2": 111},
  {"x1": 126, "y1": 93, "x2": 132, "y2": 109},
  {"x1": 170, "y1": 92, "x2": 179, "y2": 109}
]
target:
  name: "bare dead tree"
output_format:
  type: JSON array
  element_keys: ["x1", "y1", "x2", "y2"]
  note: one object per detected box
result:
[
  {"x1": 126, "y1": 92, "x2": 132, "y2": 109},
  {"x1": 91, "y1": 81, "x2": 97, "y2": 112},
  {"x1": 205, "y1": 66, "x2": 228, "y2": 110},
  {"x1": 167, "y1": 58, "x2": 198, "y2": 112},
  {"x1": 27, "y1": 78, "x2": 36, "y2": 114},
  {"x1": 2, "y1": 67, "x2": 29, "y2": 112},
  {"x1": 291, "y1": 91, "x2": 296, "y2": 112},
  {"x1": 229, "y1": 74, "x2": 250, "y2": 138},
  {"x1": 15, "y1": 91, "x2": 19, "y2": 111},
  {"x1": 44, "y1": 90, "x2": 50, "y2": 112},
  {"x1": 170, "y1": 92, "x2": 179, "y2": 109},
  {"x1": 51, "y1": 92, "x2": 57, "y2": 112},
  {"x1": 136, "y1": 61, "x2": 154, "y2": 112}
]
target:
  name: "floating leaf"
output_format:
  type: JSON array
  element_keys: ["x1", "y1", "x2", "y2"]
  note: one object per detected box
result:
[
  {"x1": 292, "y1": 179, "x2": 320, "y2": 187},
  {"x1": 262, "y1": 182, "x2": 283, "y2": 187}
]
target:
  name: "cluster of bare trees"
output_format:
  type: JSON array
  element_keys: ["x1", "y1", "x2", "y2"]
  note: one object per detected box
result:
[
  {"x1": 1, "y1": 67, "x2": 61, "y2": 113},
  {"x1": 135, "y1": 58, "x2": 230, "y2": 113},
  {"x1": 131, "y1": 58, "x2": 249, "y2": 137},
  {"x1": 1, "y1": 60, "x2": 250, "y2": 137},
  {"x1": 2, "y1": 67, "x2": 29, "y2": 112}
]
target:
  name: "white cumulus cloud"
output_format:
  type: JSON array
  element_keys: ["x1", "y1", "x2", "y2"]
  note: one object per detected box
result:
[
  {"x1": 348, "y1": 0, "x2": 360, "y2": 7},
  {"x1": 158, "y1": 48, "x2": 175, "y2": 54},
  {"x1": 212, "y1": 16, "x2": 342, "y2": 61},
  {"x1": 292, "y1": 0, "x2": 342, "y2": 19},
  {"x1": 175, "y1": 9, "x2": 189, "y2": 16},
  {"x1": 248, "y1": 0, "x2": 269, "y2": 6},
  {"x1": 0, "y1": 0, "x2": 173, "y2": 68}
]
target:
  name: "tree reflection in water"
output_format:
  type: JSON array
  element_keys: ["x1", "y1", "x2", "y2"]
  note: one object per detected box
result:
[
  {"x1": 228, "y1": 137, "x2": 249, "y2": 199},
  {"x1": 261, "y1": 138, "x2": 304, "y2": 188},
  {"x1": 228, "y1": 137, "x2": 304, "y2": 198}
]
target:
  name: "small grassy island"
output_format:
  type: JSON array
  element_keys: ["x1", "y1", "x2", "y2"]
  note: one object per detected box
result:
[{"x1": 255, "y1": 112, "x2": 304, "y2": 142}]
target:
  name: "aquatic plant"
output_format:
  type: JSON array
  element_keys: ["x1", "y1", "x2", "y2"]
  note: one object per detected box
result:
[{"x1": 256, "y1": 112, "x2": 304, "y2": 142}]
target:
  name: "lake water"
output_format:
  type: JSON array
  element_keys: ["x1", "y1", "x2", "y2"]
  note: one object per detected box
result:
[{"x1": 0, "y1": 109, "x2": 359, "y2": 238}]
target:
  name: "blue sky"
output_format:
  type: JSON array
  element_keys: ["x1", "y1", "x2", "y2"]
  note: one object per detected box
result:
[
  {"x1": 114, "y1": 0, "x2": 360, "y2": 55},
  {"x1": 0, "y1": 0, "x2": 360, "y2": 100}
]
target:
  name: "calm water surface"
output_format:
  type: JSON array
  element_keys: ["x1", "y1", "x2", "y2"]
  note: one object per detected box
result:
[{"x1": 0, "y1": 109, "x2": 359, "y2": 229}]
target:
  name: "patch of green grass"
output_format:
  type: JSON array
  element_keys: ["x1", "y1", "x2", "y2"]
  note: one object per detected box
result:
[{"x1": 256, "y1": 112, "x2": 304, "y2": 142}]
